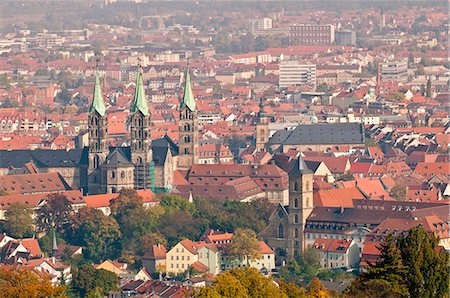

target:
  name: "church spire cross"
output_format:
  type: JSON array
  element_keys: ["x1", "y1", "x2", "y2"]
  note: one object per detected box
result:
[
  {"x1": 89, "y1": 67, "x2": 107, "y2": 117},
  {"x1": 131, "y1": 65, "x2": 149, "y2": 116},
  {"x1": 181, "y1": 66, "x2": 196, "y2": 112}
]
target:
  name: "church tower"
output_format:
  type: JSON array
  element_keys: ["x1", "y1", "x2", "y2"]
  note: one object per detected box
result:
[
  {"x1": 130, "y1": 66, "x2": 152, "y2": 189},
  {"x1": 177, "y1": 68, "x2": 198, "y2": 169},
  {"x1": 287, "y1": 156, "x2": 313, "y2": 258},
  {"x1": 255, "y1": 98, "x2": 270, "y2": 151},
  {"x1": 88, "y1": 70, "x2": 109, "y2": 194}
]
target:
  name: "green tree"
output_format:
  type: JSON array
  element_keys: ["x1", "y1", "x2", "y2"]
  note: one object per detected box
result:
[
  {"x1": 398, "y1": 227, "x2": 449, "y2": 298},
  {"x1": 226, "y1": 228, "x2": 261, "y2": 266},
  {"x1": 299, "y1": 248, "x2": 321, "y2": 283},
  {"x1": 36, "y1": 193, "x2": 72, "y2": 233},
  {"x1": 316, "y1": 83, "x2": 329, "y2": 93},
  {"x1": 426, "y1": 78, "x2": 432, "y2": 98},
  {"x1": 160, "y1": 195, "x2": 196, "y2": 214},
  {"x1": 70, "y1": 264, "x2": 118, "y2": 297},
  {"x1": 4, "y1": 202, "x2": 34, "y2": 238},
  {"x1": 67, "y1": 207, "x2": 121, "y2": 262},
  {"x1": 345, "y1": 234, "x2": 408, "y2": 297}
]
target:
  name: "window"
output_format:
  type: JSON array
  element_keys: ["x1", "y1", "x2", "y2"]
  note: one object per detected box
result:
[
  {"x1": 111, "y1": 171, "x2": 116, "y2": 179},
  {"x1": 187, "y1": 256, "x2": 190, "y2": 261},
  {"x1": 278, "y1": 224, "x2": 284, "y2": 238},
  {"x1": 306, "y1": 181, "x2": 310, "y2": 191},
  {"x1": 171, "y1": 256, "x2": 173, "y2": 260},
  {"x1": 294, "y1": 181, "x2": 299, "y2": 192},
  {"x1": 294, "y1": 198, "x2": 298, "y2": 208},
  {"x1": 294, "y1": 228, "x2": 299, "y2": 238},
  {"x1": 121, "y1": 171, "x2": 125, "y2": 179},
  {"x1": 294, "y1": 214, "x2": 299, "y2": 224},
  {"x1": 93, "y1": 155, "x2": 99, "y2": 169}
]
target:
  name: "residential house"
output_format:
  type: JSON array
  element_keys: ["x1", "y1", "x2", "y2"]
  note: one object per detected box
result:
[
  {"x1": 94, "y1": 260, "x2": 128, "y2": 276},
  {"x1": 313, "y1": 238, "x2": 360, "y2": 269},
  {"x1": 142, "y1": 244, "x2": 167, "y2": 275}
]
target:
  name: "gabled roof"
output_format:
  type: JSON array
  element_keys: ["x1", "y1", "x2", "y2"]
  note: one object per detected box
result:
[{"x1": 103, "y1": 148, "x2": 133, "y2": 168}]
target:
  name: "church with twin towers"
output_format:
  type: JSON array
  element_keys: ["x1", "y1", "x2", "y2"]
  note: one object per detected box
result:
[{"x1": 87, "y1": 66, "x2": 198, "y2": 194}]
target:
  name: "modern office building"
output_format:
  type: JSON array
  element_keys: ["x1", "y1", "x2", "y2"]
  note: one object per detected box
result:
[
  {"x1": 290, "y1": 24, "x2": 335, "y2": 45},
  {"x1": 335, "y1": 30, "x2": 356, "y2": 46},
  {"x1": 279, "y1": 61, "x2": 317, "y2": 88},
  {"x1": 380, "y1": 59, "x2": 408, "y2": 82},
  {"x1": 249, "y1": 18, "x2": 273, "y2": 34}
]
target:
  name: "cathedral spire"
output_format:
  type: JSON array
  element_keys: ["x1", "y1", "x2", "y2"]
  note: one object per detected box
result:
[
  {"x1": 89, "y1": 69, "x2": 107, "y2": 117},
  {"x1": 131, "y1": 66, "x2": 149, "y2": 116},
  {"x1": 181, "y1": 67, "x2": 196, "y2": 112}
]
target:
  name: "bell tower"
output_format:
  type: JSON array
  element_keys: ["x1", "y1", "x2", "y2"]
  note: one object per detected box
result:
[
  {"x1": 88, "y1": 70, "x2": 109, "y2": 194},
  {"x1": 177, "y1": 67, "x2": 198, "y2": 170},
  {"x1": 255, "y1": 98, "x2": 270, "y2": 151},
  {"x1": 287, "y1": 156, "x2": 313, "y2": 258},
  {"x1": 130, "y1": 66, "x2": 152, "y2": 189}
]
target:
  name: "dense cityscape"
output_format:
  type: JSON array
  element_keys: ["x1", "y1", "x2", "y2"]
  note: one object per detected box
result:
[{"x1": 0, "y1": 0, "x2": 448, "y2": 297}]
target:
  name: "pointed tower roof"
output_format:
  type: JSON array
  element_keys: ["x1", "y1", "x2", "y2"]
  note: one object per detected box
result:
[
  {"x1": 290, "y1": 155, "x2": 312, "y2": 176},
  {"x1": 52, "y1": 229, "x2": 58, "y2": 257},
  {"x1": 89, "y1": 70, "x2": 107, "y2": 117},
  {"x1": 181, "y1": 68, "x2": 196, "y2": 112},
  {"x1": 131, "y1": 67, "x2": 149, "y2": 116}
]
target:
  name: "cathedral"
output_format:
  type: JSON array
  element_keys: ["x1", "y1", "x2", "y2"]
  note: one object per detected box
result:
[
  {"x1": 87, "y1": 66, "x2": 199, "y2": 194},
  {"x1": 0, "y1": 67, "x2": 199, "y2": 195}
]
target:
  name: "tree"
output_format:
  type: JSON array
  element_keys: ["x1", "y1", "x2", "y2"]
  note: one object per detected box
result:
[
  {"x1": 0, "y1": 266, "x2": 66, "y2": 297},
  {"x1": 390, "y1": 91, "x2": 406, "y2": 102},
  {"x1": 160, "y1": 195, "x2": 196, "y2": 214},
  {"x1": 308, "y1": 277, "x2": 333, "y2": 298},
  {"x1": 345, "y1": 234, "x2": 408, "y2": 297},
  {"x1": 37, "y1": 193, "x2": 72, "y2": 233},
  {"x1": 316, "y1": 83, "x2": 329, "y2": 93},
  {"x1": 299, "y1": 248, "x2": 321, "y2": 283},
  {"x1": 397, "y1": 227, "x2": 449, "y2": 298},
  {"x1": 70, "y1": 264, "x2": 118, "y2": 297},
  {"x1": 407, "y1": 53, "x2": 415, "y2": 67},
  {"x1": 390, "y1": 185, "x2": 406, "y2": 201},
  {"x1": 196, "y1": 267, "x2": 290, "y2": 298},
  {"x1": 426, "y1": 78, "x2": 432, "y2": 98},
  {"x1": 226, "y1": 228, "x2": 261, "y2": 266},
  {"x1": 67, "y1": 207, "x2": 121, "y2": 262},
  {"x1": 4, "y1": 202, "x2": 34, "y2": 238}
]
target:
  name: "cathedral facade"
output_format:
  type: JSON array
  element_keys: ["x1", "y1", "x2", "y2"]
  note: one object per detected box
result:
[{"x1": 0, "y1": 68, "x2": 198, "y2": 195}]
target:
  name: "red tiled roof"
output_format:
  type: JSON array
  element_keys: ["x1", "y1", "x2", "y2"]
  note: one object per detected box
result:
[{"x1": 314, "y1": 187, "x2": 364, "y2": 208}]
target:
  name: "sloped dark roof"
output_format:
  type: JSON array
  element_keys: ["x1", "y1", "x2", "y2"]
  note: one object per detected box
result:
[
  {"x1": 152, "y1": 135, "x2": 179, "y2": 156},
  {"x1": 0, "y1": 148, "x2": 88, "y2": 168},
  {"x1": 103, "y1": 148, "x2": 133, "y2": 168},
  {"x1": 268, "y1": 123, "x2": 364, "y2": 145},
  {"x1": 152, "y1": 146, "x2": 169, "y2": 166},
  {"x1": 289, "y1": 156, "x2": 313, "y2": 176}
]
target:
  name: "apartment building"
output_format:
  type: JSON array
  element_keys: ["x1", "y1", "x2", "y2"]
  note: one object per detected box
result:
[
  {"x1": 279, "y1": 61, "x2": 316, "y2": 88},
  {"x1": 380, "y1": 59, "x2": 408, "y2": 83},
  {"x1": 248, "y1": 18, "x2": 273, "y2": 34},
  {"x1": 290, "y1": 24, "x2": 335, "y2": 45}
]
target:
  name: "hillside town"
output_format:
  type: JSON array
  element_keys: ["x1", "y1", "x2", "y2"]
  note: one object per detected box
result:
[{"x1": 0, "y1": 1, "x2": 448, "y2": 297}]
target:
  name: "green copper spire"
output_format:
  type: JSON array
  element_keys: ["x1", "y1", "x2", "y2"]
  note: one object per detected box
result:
[
  {"x1": 89, "y1": 70, "x2": 107, "y2": 116},
  {"x1": 131, "y1": 67, "x2": 149, "y2": 116},
  {"x1": 181, "y1": 68, "x2": 196, "y2": 112}
]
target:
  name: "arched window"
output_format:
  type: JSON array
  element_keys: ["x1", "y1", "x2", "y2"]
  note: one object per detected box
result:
[
  {"x1": 120, "y1": 171, "x2": 125, "y2": 179},
  {"x1": 294, "y1": 228, "x2": 299, "y2": 238},
  {"x1": 136, "y1": 156, "x2": 143, "y2": 165},
  {"x1": 93, "y1": 155, "x2": 99, "y2": 169},
  {"x1": 306, "y1": 181, "x2": 310, "y2": 191},
  {"x1": 185, "y1": 135, "x2": 191, "y2": 143},
  {"x1": 111, "y1": 171, "x2": 116, "y2": 179},
  {"x1": 184, "y1": 148, "x2": 190, "y2": 154},
  {"x1": 294, "y1": 214, "x2": 298, "y2": 224},
  {"x1": 294, "y1": 198, "x2": 298, "y2": 208},
  {"x1": 278, "y1": 224, "x2": 284, "y2": 238},
  {"x1": 184, "y1": 123, "x2": 191, "y2": 131},
  {"x1": 294, "y1": 181, "x2": 299, "y2": 192},
  {"x1": 111, "y1": 187, "x2": 117, "y2": 193}
]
